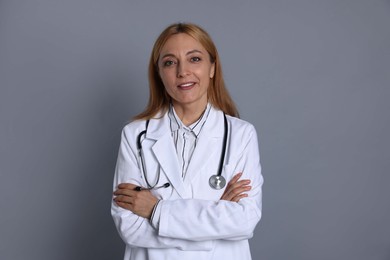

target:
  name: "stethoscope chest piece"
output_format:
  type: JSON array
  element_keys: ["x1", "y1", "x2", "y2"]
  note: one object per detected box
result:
[{"x1": 209, "y1": 175, "x2": 226, "y2": 190}]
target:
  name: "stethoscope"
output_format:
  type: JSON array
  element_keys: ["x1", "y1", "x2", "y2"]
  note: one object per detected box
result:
[{"x1": 136, "y1": 113, "x2": 228, "y2": 191}]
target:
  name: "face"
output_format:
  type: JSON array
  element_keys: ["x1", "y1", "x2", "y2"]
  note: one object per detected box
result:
[{"x1": 158, "y1": 33, "x2": 215, "y2": 109}]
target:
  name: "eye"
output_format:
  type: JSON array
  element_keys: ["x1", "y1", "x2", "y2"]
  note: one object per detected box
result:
[
  {"x1": 163, "y1": 60, "x2": 175, "y2": 67},
  {"x1": 190, "y1": 57, "x2": 201, "y2": 62}
]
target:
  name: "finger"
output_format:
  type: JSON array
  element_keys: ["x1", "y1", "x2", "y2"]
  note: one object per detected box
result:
[
  {"x1": 224, "y1": 173, "x2": 244, "y2": 193},
  {"x1": 223, "y1": 185, "x2": 251, "y2": 201},
  {"x1": 115, "y1": 189, "x2": 153, "y2": 205},
  {"x1": 118, "y1": 183, "x2": 138, "y2": 189},
  {"x1": 115, "y1": 201, "x2": 133, "y2": 211},
  {"x1": 229, "y1": 185, "x2": 251, "y2": 197},
  {"x1": 224, "y1": 180, "x2": 250, "y2": 196},
  {"x1": 113, "y1": 188, "x2": 137, "y2": 197},
  {"x1": 230, "y1": 193, "x2": 249, "y2": 202},
  {"x1": 113, "y1": 194, "x2": 135, "y2": 205},
  {"x1": 231, "y1": 179, "x2": 251, "y2": 187},
  {"x1": 227, "y1": 172, "x2": 243, "y2": 186},
  {"x1": 231, "y1": 172, "x2": 243, "y2": 182}
]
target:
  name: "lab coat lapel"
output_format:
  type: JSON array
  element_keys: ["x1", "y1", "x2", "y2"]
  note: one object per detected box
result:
[
  {"x1": 184, "y1": 107, "x2": 224, "y2": 186},
  {"x1": 146, "y1": 114, "x2": 188, "y2": 198}
]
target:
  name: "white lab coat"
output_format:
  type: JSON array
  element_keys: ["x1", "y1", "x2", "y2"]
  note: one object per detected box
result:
[{"x1": 111, "y1": 106, "x2": 263, "y2": 260}]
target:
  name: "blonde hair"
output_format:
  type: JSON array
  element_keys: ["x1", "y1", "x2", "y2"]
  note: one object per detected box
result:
[{"x1": 134, "y1": 22, "x2": 239, "y2": 120}]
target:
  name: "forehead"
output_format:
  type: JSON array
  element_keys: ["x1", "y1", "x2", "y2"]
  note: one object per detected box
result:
[{"x1": 159, "y1": 33, "x2": 206, "y2": 56}]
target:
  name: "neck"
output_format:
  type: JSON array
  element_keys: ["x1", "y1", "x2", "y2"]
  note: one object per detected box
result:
[{"x1": 172, "y1": 101, "x2": 208, "y2": 126}]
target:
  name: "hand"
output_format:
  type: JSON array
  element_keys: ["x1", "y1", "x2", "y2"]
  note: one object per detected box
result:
[
  {"x1": 113, "y1": 183, "x2": 158, "y2": 219},
  {"x1": 220, "y1": 173, "x2": 251, "y2": 202}
]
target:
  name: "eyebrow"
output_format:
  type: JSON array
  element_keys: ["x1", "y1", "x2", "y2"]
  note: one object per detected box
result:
[{"x1": 160, "y1": 49, "x2": 204, "y2": 60}]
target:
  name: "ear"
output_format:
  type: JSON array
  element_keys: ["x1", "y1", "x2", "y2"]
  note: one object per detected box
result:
[{"x1": 209, "y1": 63, "x2": 215, "y2": 78}]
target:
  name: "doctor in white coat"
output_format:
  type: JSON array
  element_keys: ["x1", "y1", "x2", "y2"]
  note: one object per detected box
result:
[{"x1": 112, "y1": 23, "x2": 263, "y2": 260}]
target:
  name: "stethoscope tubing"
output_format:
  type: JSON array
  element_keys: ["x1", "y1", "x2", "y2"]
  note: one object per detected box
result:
[
  {"x1": 217, "y1": 113, "x2": 228, "y2": 178},
  {"x1": 137, "y1": 113, "x2": 228, "y2": 190}
]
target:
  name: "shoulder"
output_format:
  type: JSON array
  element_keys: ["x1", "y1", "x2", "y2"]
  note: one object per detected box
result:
[
  {"x1": 122, "y1": 110, "x2": 166, "y2": 133},
  {"x1": 120, "y1": 119, "x2": 151, "y2": 147},
  {"x1": 209, "y1": 105, "x2": 258, "y2": 138},
  {"x1": 121, "y1": 110, "x2": 168, "y2": 141},
  {"x1": 226, "y1": 115, "x2": 257, "y2": 138},
  {"x1": 122, "y1": 119, "x2": 148, "y2": 134}
]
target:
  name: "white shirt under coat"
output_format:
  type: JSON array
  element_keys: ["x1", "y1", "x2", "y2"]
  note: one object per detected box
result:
[
  {"x1": 168, "y1": 103, "x2": 211, "y2": 179},
  {"x1": 111, "y1": 105, "x2": 263, "y2": 260}
]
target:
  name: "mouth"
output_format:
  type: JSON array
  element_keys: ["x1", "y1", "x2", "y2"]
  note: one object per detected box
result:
[{"x1": 177, "y1": 82, "x2": 196, "y2": 90}]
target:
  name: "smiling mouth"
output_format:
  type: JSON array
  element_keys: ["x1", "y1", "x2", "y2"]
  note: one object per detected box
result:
[{"x1": 178, "y1": 82, "x2": 196, "y2": 90}]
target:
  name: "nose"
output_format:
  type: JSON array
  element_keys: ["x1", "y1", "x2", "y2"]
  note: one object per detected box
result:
[{"x1": 177, "y1": 61, "x2": 189, "y2": 78}]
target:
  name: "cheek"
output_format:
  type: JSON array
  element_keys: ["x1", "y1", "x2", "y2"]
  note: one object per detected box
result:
[
  {"x1": 200, "y1": 71, "x2": 211, "y2": 85},
  {"x1": 159, "y1": 75, "x2": 175, "y2": 95},
  {"x1": 159, "y1": 71, "x2": 175, "y2": 86},
  {"x1": 199, "y1": 66, "x2": 213, "y2": 81}
]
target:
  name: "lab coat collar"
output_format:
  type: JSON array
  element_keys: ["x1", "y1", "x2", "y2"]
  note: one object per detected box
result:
[
  {"x1": 145, "y1": 104, "x2": 221, "y2": 140},
  {"x1": 145, "y1": 112, "x2": 187, "y2": 198},
  {"x1": 144, "y1": 106, "x2": 225, "y2": 197}
]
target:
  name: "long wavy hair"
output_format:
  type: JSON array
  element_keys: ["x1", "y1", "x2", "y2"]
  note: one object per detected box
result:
[{"x1": 134, "y1": 22, "x2": 239, "y2": 120}]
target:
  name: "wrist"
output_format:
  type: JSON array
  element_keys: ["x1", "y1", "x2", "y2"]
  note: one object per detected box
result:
[{"x1": 149, "y1": 199, "x2": 161, "y2": 223}]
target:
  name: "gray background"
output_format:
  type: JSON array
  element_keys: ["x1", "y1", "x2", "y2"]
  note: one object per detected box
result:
[{"x1": 1, "y1": 0, "x2": 389, "y2": 259}]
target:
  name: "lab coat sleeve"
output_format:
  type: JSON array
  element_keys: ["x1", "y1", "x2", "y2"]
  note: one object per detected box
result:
[
  {"x1": 157, "y1": 124, "x2": 263, "y2": 241},
  {"x1": 111, "y1": 126, "x2": 213, "y2": 250}
]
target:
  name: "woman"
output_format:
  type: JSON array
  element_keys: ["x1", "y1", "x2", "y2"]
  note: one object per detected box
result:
[{"x1": 112, "y1": 23, "x2": 263, "y2": 260}]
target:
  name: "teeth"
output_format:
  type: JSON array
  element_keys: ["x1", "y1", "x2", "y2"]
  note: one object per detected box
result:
[{"x1": 180, "y1": 82, "x2": 194, "y2": 87}]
